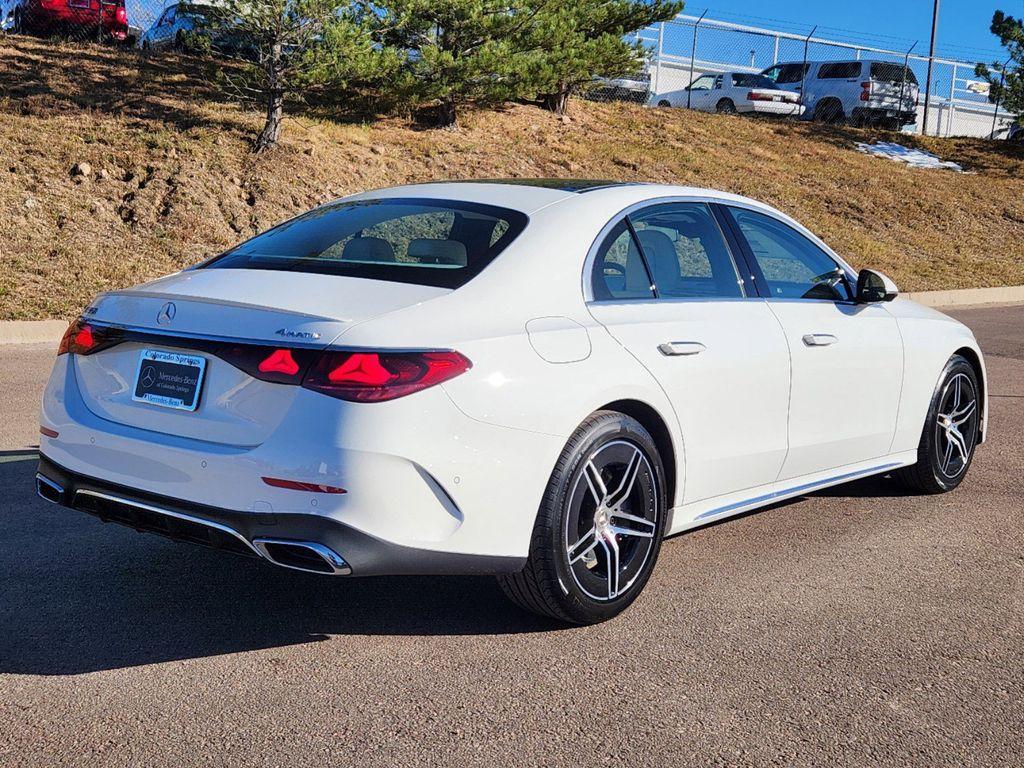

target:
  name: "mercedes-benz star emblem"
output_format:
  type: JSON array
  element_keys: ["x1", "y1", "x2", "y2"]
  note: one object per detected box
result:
[
  {"x1": 157, "y1": 301, "x2": 176, "y2": 325},
  {"x1": 140, "y1": 366, "x2": 157, "y2": 388}
]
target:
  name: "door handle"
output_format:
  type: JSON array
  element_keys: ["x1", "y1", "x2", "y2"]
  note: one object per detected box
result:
[
  {"x1": 658, "y1": 341, "x2": 706, "y2": 357},
  {"x1": 802, "y1": 333, "x2": 838, "y2": 347}
]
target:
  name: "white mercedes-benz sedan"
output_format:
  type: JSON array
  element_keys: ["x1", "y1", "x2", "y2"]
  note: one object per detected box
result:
[{"x1": 37, "y1": 180, "x2": 986, "y2": 624}]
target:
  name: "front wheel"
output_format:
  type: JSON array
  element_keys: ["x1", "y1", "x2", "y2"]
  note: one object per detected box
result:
[
  {"x1": 896, "y1": 355, "x2": 980, "y2": 493},
  {"x1": 498, "y1": 411, "x2": 667, "y2": 624}
]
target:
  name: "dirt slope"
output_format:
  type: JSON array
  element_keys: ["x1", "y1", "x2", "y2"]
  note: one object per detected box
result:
[{"x1": 1, "y1": 36, "x2": 1023, "y2": 320}]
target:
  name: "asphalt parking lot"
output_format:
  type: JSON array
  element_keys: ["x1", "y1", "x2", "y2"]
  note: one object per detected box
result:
[{"x1": 1, "y1": 305, "x2": 1021, "y2": 767}]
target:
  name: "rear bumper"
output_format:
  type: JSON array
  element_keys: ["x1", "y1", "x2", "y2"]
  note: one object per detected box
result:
[
  {"x1": 740, "y1": 101, "x2": 805, "y2": 116},
  {"x1": 40, "y1": 352, "x2": 561, "y2": 562},
  {"x1": 25, "y1": 8, "x2": 127, "y2": 37},
  {"x1": 853, "y1": 106, "x2": 917, "y2": 124},
  {"x1": 36, "y1": 454, "x2": 526, "y2": 576}
]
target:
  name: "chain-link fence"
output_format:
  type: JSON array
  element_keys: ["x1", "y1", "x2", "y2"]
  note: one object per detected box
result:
[
  {"x1": 621, "y1": 14, "x2": 1018, "y2": 140},
  {"x1": 0, "y1": 0, "x2": 203, "y2": 50},
  {"x1": 3, "y1": 2, "x2": 1019, "y2": 140}
]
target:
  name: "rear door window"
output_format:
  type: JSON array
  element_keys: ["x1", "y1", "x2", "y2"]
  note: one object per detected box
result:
[
  {"x1": 818, "y1": 62, "x2": 862, "y2": 79},
  {"x1": 628, "y1": 203, "x2": 746, "y2": 299},
  {"x1": 203, "y1": 199, "x2": 528, "y2": 289}
]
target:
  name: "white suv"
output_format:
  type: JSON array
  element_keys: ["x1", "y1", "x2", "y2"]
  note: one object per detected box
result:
[{"x1": 761, "y1": 59, "x2": 919, "y2": 128}]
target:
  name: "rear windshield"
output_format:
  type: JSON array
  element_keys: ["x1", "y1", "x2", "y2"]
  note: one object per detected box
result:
[
  {"x1": 871, "y1": 62, "x2": 918, "y2": 84},
  {"x1": 733, "y1": 73, "x2": 779, "y2": 89},
  {"x1": 203, "y1": 198, "x2": 529, "y2": 289}
]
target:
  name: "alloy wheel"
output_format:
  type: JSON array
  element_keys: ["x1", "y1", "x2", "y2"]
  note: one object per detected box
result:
[
  {"x1": 934, "y1": 372, "x2": 978, "y2": 479},
  {"x1": 564, "y1": 440, "x2": 658, "y2": 602}
]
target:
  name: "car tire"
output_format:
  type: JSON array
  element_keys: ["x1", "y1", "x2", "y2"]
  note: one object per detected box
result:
[
  {"x1": 716, "y1": 98, "x2": 737, "y2": 114},
  {"x1": 814, "y1": 99, "x2": 845, "y2": 124},
  {"x1": 498, "y1": 410, "x2": 668, "y2": 625},
  {"x1": 895, "y1": 355, "x2": 981, "y2": 494},
  {"x1": 12, "y1": 8, "x2": 25, "y2": 35},
  {"x1": 657, "y1": 99, "x2": 671, "y2": 107}
]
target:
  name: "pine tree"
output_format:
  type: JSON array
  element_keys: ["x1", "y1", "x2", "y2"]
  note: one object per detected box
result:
[
  {"x1": 526, "y1": 0, "x2": 683, "y2": 115},
  {"x1": 365, "y1": 0, "x2": 544, "y2": 128},
  {"x1": 215, "y1": 0, "x2": 398, "y2": 152},
  {"x1": 975, "y1": 11, "x2": 1024, "y2": 119}
]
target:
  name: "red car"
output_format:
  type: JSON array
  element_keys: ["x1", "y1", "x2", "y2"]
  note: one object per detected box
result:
[{"x1": 11, "y1": 0, "x2": 128, "y2": 42}]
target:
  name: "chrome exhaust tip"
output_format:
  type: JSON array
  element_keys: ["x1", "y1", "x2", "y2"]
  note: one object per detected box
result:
[
  {"x1": 36, "y1": 473, "x2": 65, "y2": 505},
  {"x1": 252, "y1": 538, "x2": 351, "y2": 576}
]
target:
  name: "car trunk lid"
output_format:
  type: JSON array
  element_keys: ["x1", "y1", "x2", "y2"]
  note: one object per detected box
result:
[{"x1": 73, "y1": 269, "x2": 448, "y2": 446}]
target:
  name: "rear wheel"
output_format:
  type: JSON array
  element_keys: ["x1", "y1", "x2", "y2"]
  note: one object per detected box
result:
[
  {"x1": 716, "y1": 98, "x2": 737, "y2": 114},
  {"x1": 498, "y1": 411, "x2": 667, "y2": 624},
  {"x1": 814, "y1": 99, "x2": 845, "y2": 124},
  {"x1": 896, "y1": 355, "x2": 980, "y2": 493}
]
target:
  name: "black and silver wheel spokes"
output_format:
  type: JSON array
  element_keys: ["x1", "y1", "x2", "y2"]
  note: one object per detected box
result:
[
  {"x1": 565, "y1": 441, "x2": 657, "y2": 601},
  {"x1": 935, "y1": 373, "x2": 978, "y2": 479}
]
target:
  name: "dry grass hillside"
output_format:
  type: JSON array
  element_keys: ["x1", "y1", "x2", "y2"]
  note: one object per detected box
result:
[{"x1": 1, "y1": 36, "x2": 1023, "y2": 320}]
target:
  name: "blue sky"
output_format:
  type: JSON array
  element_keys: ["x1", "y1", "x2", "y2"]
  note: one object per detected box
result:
[{"x1": 683, "y1": 1, "x2": 1018, "y2": 62}]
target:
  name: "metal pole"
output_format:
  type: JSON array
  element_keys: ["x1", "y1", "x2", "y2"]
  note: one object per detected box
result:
[
  {"x1": 798, "y1": 25, "x2": 817, "y2": 115},
  {"x1": 686, "y1": 10, "x2": 708, "y2": 109},
  {"x1": 653, "y1": 21, "x2": 664, "y2": 99},
  {"x1": 898, "y1": 42, "x2": 917, "y2": 132},
  {"x1": 991, "y1": 57, "x2": 1011, "y2": 140},
  {"x1": 922, "y1": 0, "x2": 940, "y2": 136},
  {"x1": 773, "y1": 34, "x2": 779, "y2": 65},
  {"x1": 947, "y1": 63, "x2": 957, "y2": 137}
]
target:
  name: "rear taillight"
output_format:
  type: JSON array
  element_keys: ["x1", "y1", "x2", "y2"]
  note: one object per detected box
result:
[
  {"x1": 302, "y1": 351, "x2": 471, "y2": 402},
  {"x1": 747, "y1": 91, "x2": 770, "y2": 101},
  {"x1": 55, "y1": 320, "x2": 469, "y2": 401},
  {"x1": 115, "y1": 6, "x2": 127, "y2": 23},
  {"x1": 57, "y1": 319, "x2": 122, "y2": 356},
  {"x1": 860, "y1": 81, "x2": 871, "y2": 101}
]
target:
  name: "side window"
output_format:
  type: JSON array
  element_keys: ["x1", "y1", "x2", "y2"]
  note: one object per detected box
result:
[
  {"x1": 592, "y1": 220, "x2": 654, "y2": 301},
  {"x1": 629, "y1": 203, "x2": 746, "y2": 299},
  {"x1": 818, "y1": 62, "x2": 862, "y2": 79},
  {"x1": 771, "y1": 63, "x2": 809, "y2": 84},
  {"x1": 729, "y1": 208, "x2": 851, "y2": 301},
  {"x1": 689, "y1": 75, "x2": 714, "y2": 90}
]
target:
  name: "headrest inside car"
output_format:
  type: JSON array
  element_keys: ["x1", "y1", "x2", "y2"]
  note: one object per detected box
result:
[
  {"x1": 407, "y1": 238, "x2": 468, "y2": 266},
  {"x1": 341, "y1": 237, "x2": 397, "y2": 263}
]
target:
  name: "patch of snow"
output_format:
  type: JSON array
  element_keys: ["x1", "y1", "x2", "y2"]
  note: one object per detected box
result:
[{"x1": 855, "y1": 142, "x2": 964, "y2": 172}]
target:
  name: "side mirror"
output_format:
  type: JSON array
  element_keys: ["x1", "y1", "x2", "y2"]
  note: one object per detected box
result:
[{"x1": 856, "y1": 269, "x2": 899, "y2": 303}]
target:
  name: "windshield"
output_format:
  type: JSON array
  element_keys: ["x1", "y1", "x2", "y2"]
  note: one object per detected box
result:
[
  {"x1": 733, "y1": 74, "x2": 779, "y2": 89},
  {"x1": 202, "y1": 198, "x2": 529, "y2": 289}
]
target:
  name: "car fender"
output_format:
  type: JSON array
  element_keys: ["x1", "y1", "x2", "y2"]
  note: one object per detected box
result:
[{"x1": 886, "y1": 299, "x2": 988, "y2": 452}]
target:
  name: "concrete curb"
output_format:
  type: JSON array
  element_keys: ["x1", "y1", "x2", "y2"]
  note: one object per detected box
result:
[
  {"x1": 1, "y1": 285, "x2": 1022, "y2": 344},
  {"x1": 904, "y1": 285, "x2": 1024, "y2": 308},
  {"x1": 0, "y1": 320, "x2": 67, "y2": 346}
]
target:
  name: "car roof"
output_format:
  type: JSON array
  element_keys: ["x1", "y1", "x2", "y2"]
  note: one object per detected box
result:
[{"x1": 343, "y1": 180, "x2": 774, "y2": 215}]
